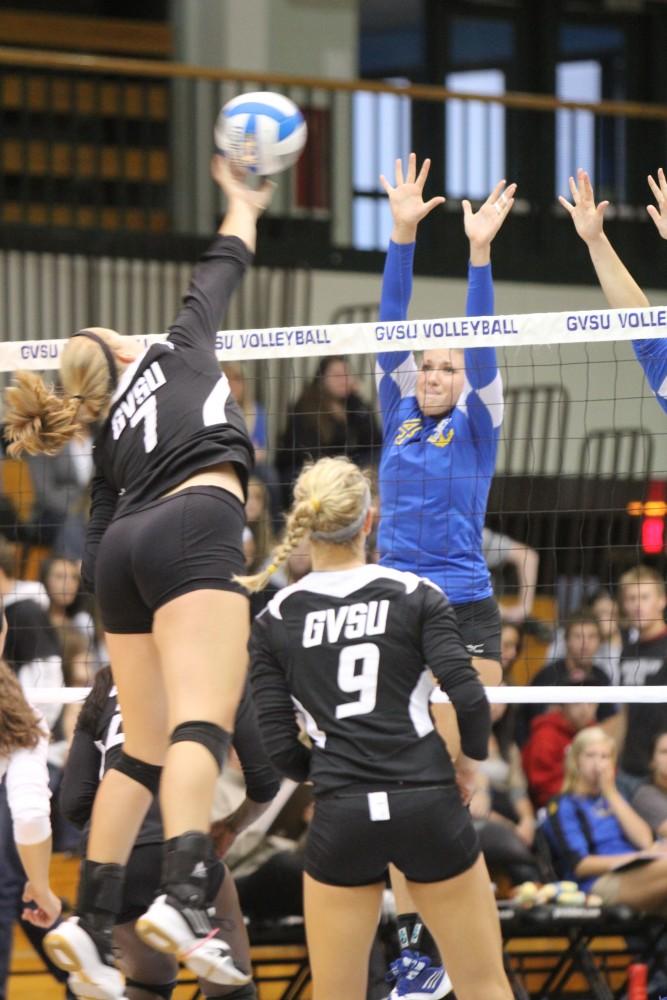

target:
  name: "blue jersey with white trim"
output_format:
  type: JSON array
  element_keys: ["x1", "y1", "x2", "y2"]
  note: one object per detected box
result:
[
  {"x1": 375, "y1": 241, "x2": 503, "y2": 604},
  {"x1": 633, "y1": 338, "x2": 667, "y2": 414}
]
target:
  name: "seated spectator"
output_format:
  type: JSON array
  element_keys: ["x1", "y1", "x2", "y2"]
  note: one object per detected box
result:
[
  {"x1": 617, "y1": 565, "x2": 667, "y2": 795},
  {"x1": 59, "y1": 629, "x2": 94, "y2": 749},
  {"x1": 0, "y1": 537, "x2": 48, "y2": 610},
  {"x1": 40, "y1": 556, "x2": 98, "y2": 672},
  {"x1": 517, "y1": 611, "x2": 615, "y2": 744},
  {"x1": 544, "y1": 727, "x2": 667, "y2": 914},
  {"x1": 3, "y1": 592, "x2": 63, "y2": 733},
  {"x1": 522, "y1": 700, "x2": 597, "y2": 807},
  {"x1": 546, "y1": 589, "x2": 626, "y2": 683},
  {"x1": 483, "y1": 528, "x2": 539, "y2": 624},
  {"x1": 632, "y1": 730, "x2": 667, "y2": 838},
  {"x1": 24, "y1": 434, "x2": 93, "y2": 560},
  {"x1": 276, "y1": 356, "x2": 380, "y2": 502}
]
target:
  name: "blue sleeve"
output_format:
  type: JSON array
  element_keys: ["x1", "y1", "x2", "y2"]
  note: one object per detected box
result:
[
  {"x1": 252, "y1": 404, "x2": 268, "y2": 450},
  {"x1": 548, "y1": 796, "x2": 590, "y2": 876},
  {"x1": 632, "y1": 338, "x2": 667, "y2": 414},
  {"x1": 375, "y1": 241, "x2": 419, "y2": 437}
]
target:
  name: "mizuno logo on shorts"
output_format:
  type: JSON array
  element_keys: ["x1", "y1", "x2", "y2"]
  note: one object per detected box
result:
[{"x1": 466, "y1": 643, "x2": 484, "y2": 655}]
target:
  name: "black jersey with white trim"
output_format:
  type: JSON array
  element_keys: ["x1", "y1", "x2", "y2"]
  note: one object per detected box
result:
[
  {"x1": 90, "y1": 235, "x2": 253, "y2": 517},
  {"x1": 249, "y1": 563, "x2": 490, "y2": 795}
]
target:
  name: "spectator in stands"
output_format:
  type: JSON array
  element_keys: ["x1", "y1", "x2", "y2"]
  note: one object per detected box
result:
[
  {"x1": 0, "y1": 537, "x2": 48, "y2": 611},
  {"x1": 516, "y1": 611, "x2": 615, "y2": 745},
  {"x1": 483, "y1": 528, "x2": 539, "y2": 624},
  {"x1": 245, "y1": 475, "x2": 275, "y2": 574},
  {"x1": 544, "y1": 727, "x2": 667, "y2": 914},
  {"x1": 275, "y1": 356, "x2": 380, "y2": 503},
  {"x1": 632, "y1": 730, "x2": 667, "y2": 838},
  {"x1": 616, "y1": 565, "x2": 667, "y2": 795},
  {"x1": 60, "y1": 629, "x2": 94, "y2": 748},
  {"x1": 24, "y1": 434, "x2": 93, "y2": 560},
  {"x1": 40, "y1": 555, "x2": 96, "y2": 657},
  {"x1": 3, "y1": 591, "x2": 63, "y2": 733},
  {"x1": 522, "y1": 700, "x2": 597, "y2": 807},
  {"x1": 224, "y1": 362, "x2": 282, "y2": 526},
  {"x1": 500, "y1": 620, "x2": 523, "y2": 679},
  {"x1": 0, "y1": 621, "x2": 64, "y2": 1000},
  {"x1": 546, "y1": 588, "x2": 625, "y2": 683}
]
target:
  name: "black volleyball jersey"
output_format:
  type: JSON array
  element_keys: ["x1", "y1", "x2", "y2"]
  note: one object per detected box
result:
[
  {"x1": 249, "y1": 564, "x2": 490, "y2": 796},
  {"x1": 83, "y1": 236, "x2": 253, "y2": 587},
  {"x1": 60, "y1": 674, "x2": 280, "y2": 846}
]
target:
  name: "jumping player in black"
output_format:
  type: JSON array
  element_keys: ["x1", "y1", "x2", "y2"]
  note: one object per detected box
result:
[
  {"x1": 238, "y1": 456, "x2": 513, "y2": 1000},
  {"x1": 4, "y1": 156, "x2": 273, "y2": 999}
]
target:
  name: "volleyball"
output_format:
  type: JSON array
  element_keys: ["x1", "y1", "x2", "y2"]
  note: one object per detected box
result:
[{"x1": 214, "y1": 91, "x2": 307, "y2": 176}]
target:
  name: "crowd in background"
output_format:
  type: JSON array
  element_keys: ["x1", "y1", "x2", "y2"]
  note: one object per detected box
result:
[{"x1": 1, "y1": 352, "x2": 667, "y2": 996}]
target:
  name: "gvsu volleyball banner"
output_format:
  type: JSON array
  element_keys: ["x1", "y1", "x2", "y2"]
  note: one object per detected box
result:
[{"x1": 1, "y1": 304, "x2": 666, "y2": 371}]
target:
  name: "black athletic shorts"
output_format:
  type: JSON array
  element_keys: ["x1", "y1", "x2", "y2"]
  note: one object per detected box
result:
[
  {"x1": 96, "y1": 486, "x2": 246, "y2": 634},
  {"x1": 304, "y1": 785, "x2": 480, "y2": 887},
  {"x1": 451, "y1": 595, "x2": 501, "y2": 663}
]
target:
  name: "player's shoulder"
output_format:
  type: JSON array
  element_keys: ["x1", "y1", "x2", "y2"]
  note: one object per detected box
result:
[{"x1": 263, "y1": 564, "x2": 443, "y2": 621}]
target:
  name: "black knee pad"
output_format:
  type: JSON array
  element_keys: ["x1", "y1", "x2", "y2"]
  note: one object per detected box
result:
[
  {"x1": 111, "y1": 751, "x2": 162, "y2": 795},
  {"x1": 125, "y1": 979, "x2": 176, "y2": 999},
  {"x1": 170, "y1": 721, "x2": 231, "y2": 769},
  {"x1": 205, "y1": 984, "x2": 256, "y2": 1000}
]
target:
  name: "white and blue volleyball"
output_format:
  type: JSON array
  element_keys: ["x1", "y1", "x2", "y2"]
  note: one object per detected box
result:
[{"x1": 214, "y1": 91, "x2": 307, "y2": 175}]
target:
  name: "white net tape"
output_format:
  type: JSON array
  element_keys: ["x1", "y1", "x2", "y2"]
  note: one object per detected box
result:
[
  {"x1": 26, "y1": 685, "x2": 667, "y2": 705},
  {"x1": 2, "y1": 304, "x2": 665, "y2": 370}
]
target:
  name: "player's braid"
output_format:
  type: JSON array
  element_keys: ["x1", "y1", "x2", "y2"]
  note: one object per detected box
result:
[{"x1": 235, "y1": 456, "x2": 370, "y2": 594}]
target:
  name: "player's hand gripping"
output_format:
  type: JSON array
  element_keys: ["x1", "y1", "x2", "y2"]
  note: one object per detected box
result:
[{"x1": 212, "y1": 154, "x2": 275, "y2": 216}]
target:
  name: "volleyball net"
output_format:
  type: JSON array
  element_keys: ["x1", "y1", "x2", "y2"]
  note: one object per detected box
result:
[{"x1": 0, "y1": 299, "x2": 665, "y2": 706}]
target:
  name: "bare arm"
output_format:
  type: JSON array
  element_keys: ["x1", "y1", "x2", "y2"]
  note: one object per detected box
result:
[
  {"x1": 647, "y1": 168, "x2": 667, "y2": 239},
  {"x1": 503, "y1": 541, "x2": 539, "y2": 622},
  {"x1": 16, "y1": 838, "x2": 62, "y2": 928},
  {"x1": 214, "y1": 155, "x2": 274, "y2": 254},
  {"x1": 559, "y1": 168, "x2": 649, "y2": 309}
]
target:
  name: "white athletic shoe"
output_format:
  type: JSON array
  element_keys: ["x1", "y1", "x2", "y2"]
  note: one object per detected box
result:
[
  {"x1": 44, "y1": 917, "x2": 127, "y2": 1000},
  {"x1": 135, "y1": 894, "x2": 251, "y2": 986}
]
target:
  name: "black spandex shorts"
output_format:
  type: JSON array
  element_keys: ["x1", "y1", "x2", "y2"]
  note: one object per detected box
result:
[
  {"x1": 96, "y1": 486, "x2": 246, "y2": 634},
  {"x1": 452, "y1": 595, "x2": 501, "y2": 663},
  {"x1": 304, "y1": 785, "x2": 479, "y2": 887}
]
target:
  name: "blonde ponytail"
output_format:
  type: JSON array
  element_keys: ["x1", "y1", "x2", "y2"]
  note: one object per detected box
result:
[
  {"x1": 236, "y1": 456, "x2": 371, "y2": 594},
  {"x1": 4, "y1": 335, "x2": 114, "y2": 456}
]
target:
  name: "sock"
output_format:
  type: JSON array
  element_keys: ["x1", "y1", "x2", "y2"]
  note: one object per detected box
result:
[
  {"x1": 410, "y1": 917, "x2": 441, "y2": 966},
  {"x1": 396, "y1": 912, "x2": 417, "y2": 953}
]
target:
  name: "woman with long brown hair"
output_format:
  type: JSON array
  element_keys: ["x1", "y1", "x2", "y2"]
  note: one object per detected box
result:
[
  {"x1": 4, "y1": 158, "x2": 273, "y2": 1000},
  {"x1": 0, "y1": 655, "x2": 61, "y2": 930}
]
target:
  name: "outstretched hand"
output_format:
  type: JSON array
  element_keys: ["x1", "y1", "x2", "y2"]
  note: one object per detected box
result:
[
  {"x1": 463, "y1": 179, "x2": 516, "y2": 264},
  {"x1": 558, "y1": 168, "x2": 608, "y2": 245},
  {"x1": 380, "y1": 152, "x2": 445, "y2": 243},
  {"x1": 648, "y1": 168, "x2": 667, "y2": 240},
  {"x1": 211, "y1": 154, "x2": 275, "y2": 215}
]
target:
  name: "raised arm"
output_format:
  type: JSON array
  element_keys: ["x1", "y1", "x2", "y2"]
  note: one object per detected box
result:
[
  {"x1": 168, "y1": 157, "x2": 274, "y2": 353},
  {"x1": 560, "y1": 168, "x2": 667, "y2": 413},
  {"x1": 460, "y1": 180, "x2": 515, "y2": 440},
  {"x1": 376, "y1": 155, "x2": 445, "y2": 431},
  {"x1": 559, "y1": 168, "x2": 648, "y2": 309}
]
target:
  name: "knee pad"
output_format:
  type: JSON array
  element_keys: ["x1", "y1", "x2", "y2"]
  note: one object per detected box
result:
[
  {"x1": 205, "y1": 984, "x2": 256, "y2": 1000},
  {"x1": 111, "y1": 751, "x2": 162, "y2": 796},
  {"x1": 170, "y1": 721, "x2": 231, "y2": 769},
  {"x1": 125, "y1": 979, "x2": 176, "y2": 999}
]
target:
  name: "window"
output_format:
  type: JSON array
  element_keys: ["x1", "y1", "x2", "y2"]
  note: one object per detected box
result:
[
  {"x1": 445, "y1": 69, "x2": 506, "y2": 200},
  {"x1": 352, "y1": 83, "x2": 411, "y2": 250},
  {"x1": 555, "y1": 60, "x2": 602, "y2": 197}
]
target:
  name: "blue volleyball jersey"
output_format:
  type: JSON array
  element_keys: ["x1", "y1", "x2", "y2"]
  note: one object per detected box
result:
[
  {"x1": 633, "y1": 338, "x2": 667, "y2": 414},
  {"x1": 544, "y1": 793, "x2": 637, "y2": 892},
  {"x1": 375, "y1": 241, "x2": 503, "y2": 605}
]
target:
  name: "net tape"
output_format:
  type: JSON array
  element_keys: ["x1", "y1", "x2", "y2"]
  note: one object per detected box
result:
[
  {"x1": 26, "y1": 685, "x2": 667, "y2": 705},
  {"x1": 3, "y1": 304, "x2": 666, "y2": 371}
]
